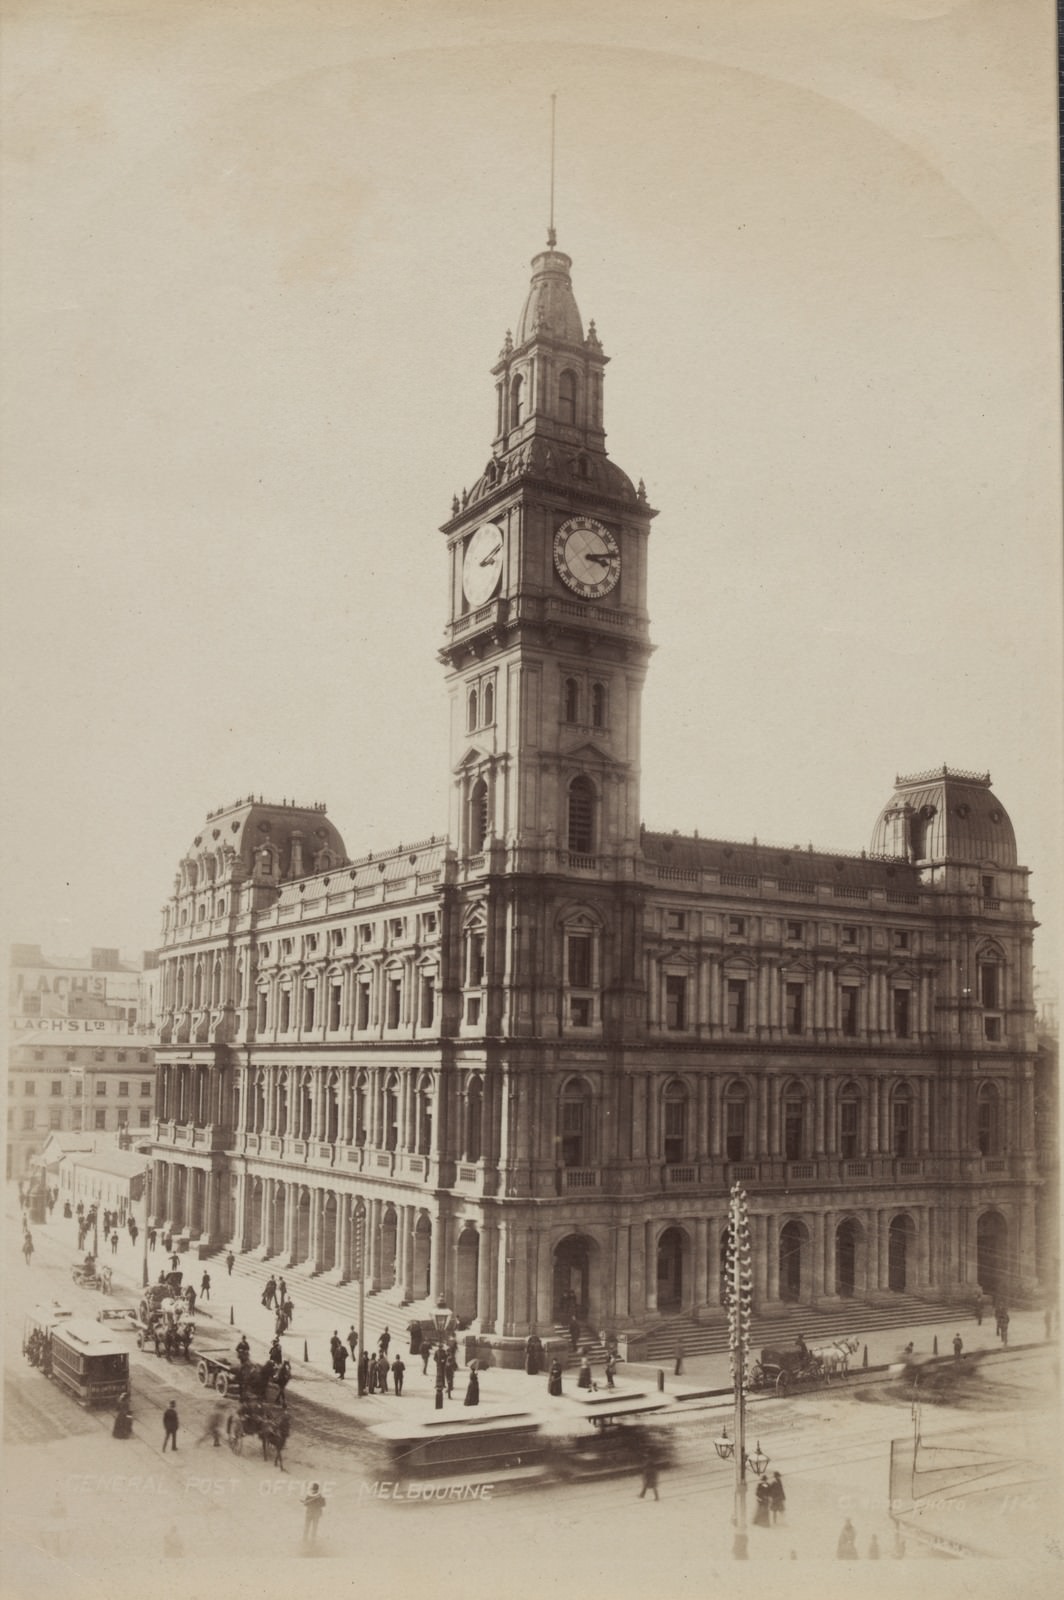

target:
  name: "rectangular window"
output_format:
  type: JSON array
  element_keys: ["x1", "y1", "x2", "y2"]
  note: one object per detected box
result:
[
  {"x1": 33, "y1": 1049, "x2": 44, "y2": 1061},
  {"x1": 356, "y1": 981, "x2": 370, "y2": 1031},
  {"x1": 726, "y1": 980, "x2": 747, "y2": 1032},
  {"x1": 50, "y1": 1080, "x2": 63, "y2": 1096},
  {"x1": 118, "y1": 1081, "x2": 129, "y2": 1097},
  {"x1": 664, "y1": 1099, "x2": 686, "y2": 1163},
  {"x1": 893, "y1": 930, "x2": 910, "y2": 951},
  {"x1": 49, "y1": 1108, "x2": 63, "y2": 1130},
  {"x1": 422, "y1": 912, "x2": 437, "y2": 935},
  {"x1": 725, "y1": 1100, "x2": 745, "y2": 1161},
  {"x1": 469, "y1": 933, "x2": 486, "y2": 987},
  {"x1": 785, "y1": 920, "x2": 803, "y2": 941},
  {"x1": 665, "y1": 910, "x2": 686, "y2": 933},
  {"x1": 71, "y1": 1108, "x2": 82, "y2": 1130},
  {"x1": 785, "y1": 983, "x2": 804, "y2": 1035},
  {"x1": 303, "y1": 986, "x2": 316, "y2": 1031},
  {"x1": 257, "y1": 991, "x2": 268, "y2": 1032},
  {"x1": 784, "y1": 1101, "x2": 803, "y2": 1160},
  {"x1": 329, "y1": 928, "x2": 344, "y2": 950},
  {"x1": 981, "y1": 876, "x2": 996, "y2": 898},
  {"x1": 569, "y1": 996, "x2": 592, "y2": 1027},
  {"x1": 979, "y1": 964, "x2": 999, "y2": 1009},
  {"x1": 892, "y1": 1099, "x2": 911, "y2": 1157},
  {"x1": 465, "y1": 995, "x2": 481, "y2": 1026},
  {"x1": 329, "y1": 982, "x2": 342, "y2": 1031},
  {"x1": 561, "y1": 1098, "x2": 585, "y2": 1166},
  {"x1": 892, "y1": 988, "x2": 911, "y2": 1039},
  {"x1": 138, "y1": 1107, "x2": 151, "y2": 1127},
  {"x1": 24, "y1": 1080, "x2": 35, "y2": 1096},
  {"x1": 841, "y1": 925, "x2": 858, "y2": 945},
  {"x1": 116, "y1": 1051, "x2": 127, "y2": 1062},
  {"x1": 66, "y1": 1050, "x2": 76, "y2": 1061},
  {"x1": 665, "y1": 974, "x2": 687, "y2": 1031},
  {"x1": 279, "y1": 990, "x2": 291, "y2": 1033},
  {"x1": 983, "y1": 1016, "x2": 1002, "y2": 1041},
  {"x1": 22, "y1": 1108, "x2": 35, "y2": 1130},
  {"x1": 96, "y1": 1081, "x2": 107, "y2": 1095},
  {"x1": 391, "y1": 918, "x2": 405, "y2": 939},
  {"x1": 359, "y1": 923, "x2": 373, "y2": 945},
  {"x1": 386, "y1": 977, "x2": 402, "y2": 1029},
  {"x1": 840, "y1": 987, "x2": 859, "y2": 1038},
  {"x1": 567, "y1": 935, "x2": 592, "y2": 988},
  {"x1": 839, "y1": 1100, "x2": 858, "y2": 1159},
  {"x1": 73, "y1": 1082, "x2": 82, "y2": 1098},
  {"x1": 420, "y1": 975, "x2": 435, "y2": 1029},
  {"x1": 138, "y1": 1051, "x2": 149, "y2": 1063},
  {"x1": 727, "y1": 916, "x2": 746, "y2": 937},
  {"x1": 140, "y1": 1081, "x2": 152, "y2": 1096},
  {"x1": 94, "y1": 1109, "x2": 107, "y2": 1130}
]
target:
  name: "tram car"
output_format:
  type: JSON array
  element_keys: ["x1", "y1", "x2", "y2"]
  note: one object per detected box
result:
[
  {"x1": 47, "y1": 1318, "x2": 130, "y2": 1408},
  {"x1": 365, "y1": 1408, "x2": 554, "y2": 1498}
]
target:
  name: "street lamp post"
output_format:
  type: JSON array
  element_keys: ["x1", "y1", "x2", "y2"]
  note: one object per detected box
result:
[
  {"x1": 433, "y1": 1303, "x2": 452, "y2": 1411},
  {"x1": 141, "y1": 1162, "x2": 152, "y2": 1289},
  {"x1": 713, "y1": 1182, "x2": 766, "y2": 1560},
  {"x1": 354, "y1": 1198, "x2": 367, "y2": 1385}
]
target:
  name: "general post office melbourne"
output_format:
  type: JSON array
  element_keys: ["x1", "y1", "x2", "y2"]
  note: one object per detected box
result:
[{"x1": 151, "y1": 239, "x2": 1040, "y2": 1360}]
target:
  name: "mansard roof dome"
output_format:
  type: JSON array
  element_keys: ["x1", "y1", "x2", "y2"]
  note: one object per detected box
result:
[
  {"x1": 185, "y1": 797, "x2": 348, "y2": 884},
  {"x1": 870, "y1": 767, "x2": 1018, "y2": 866},
  {"x1": 514, "y1": 249, "x2": 585, "y2": 346}
]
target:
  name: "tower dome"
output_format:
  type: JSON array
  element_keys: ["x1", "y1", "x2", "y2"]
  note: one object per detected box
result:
[
  {"x1": 513, "y1": 249, "x2": 585, "y2": 347},
  {"x1": 870, "y1": 766, "x2": 1018, "y2": 866}
]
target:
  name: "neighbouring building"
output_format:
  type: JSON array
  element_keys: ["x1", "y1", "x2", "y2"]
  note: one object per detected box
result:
[
  {"x1": 150, "y1": 236, "x2": 1043, "y2": 1358},
  {"x1": 7, "y1": 945, "x2": 158, "y2": 1180}
]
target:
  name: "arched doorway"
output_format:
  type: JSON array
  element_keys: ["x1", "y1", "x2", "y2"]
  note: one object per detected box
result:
[
  {"x1": 656, "y1": 1226, "x2": 686, "y2": 1311},
  {"x1": 977, "y1": 1210, "x2": 1008, "y2": 1297},
  {"x1": 888, "y1": 1213, "x2": 915, "y2": 1291},
  {"x1": 835, "y1": 1217, "x2": 862, "y2": 1298},
  {"x1": 295, "y1": 1188, "x2": 311, "y2": 1261},
  {"x1": 455, "y1": 1226, "x2": 479, "y2": 1323},
  {"x1": 414, "y1": 1213, "x2": 432, "y2": 1300},
  {"x1": 380, "y1": 1205, "x2": 398, "y2": 1289},
  {"x1": 779, "y1": 1220, "x2": 806, "y2": 1302},
  {"x1": 553, "y1": 1234, "x2": 593, "y2": 1321},
  {"x1": 269, "y1": 1184, "x2": 286, "y2": 1255},
  {"x1": 247, "y1": 1178, "x2": 263, "y2": 1250},
  {"x1": 321, "y1": 1193, "x2": 337, "y2": 1271}
]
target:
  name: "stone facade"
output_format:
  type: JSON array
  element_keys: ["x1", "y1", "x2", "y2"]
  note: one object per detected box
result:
[{"x1": 150, "y1": 241, "x2": 1042, "y2": 1353}]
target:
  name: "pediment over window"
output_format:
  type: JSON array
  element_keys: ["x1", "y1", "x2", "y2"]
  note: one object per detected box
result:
[
  {"x1": 562, "y1": 740, "x2": 617, "y2": 766},
  {"x1": 454, "y1": 744, "x2": 493, "y2": 772}
]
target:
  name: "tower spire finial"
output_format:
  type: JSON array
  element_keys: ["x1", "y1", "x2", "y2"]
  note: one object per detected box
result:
[{"x1": 547, "y1": 93, "x2": 557, "y2": 249}]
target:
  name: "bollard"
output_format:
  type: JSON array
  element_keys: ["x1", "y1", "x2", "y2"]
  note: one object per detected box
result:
[
  {"x1": 304, "y1": 1340, "x2": 309, "y2": 1363},
  {"x1": 230, "y1": 1305, "x2": 234, "y2": 1326},
  {"x1": 933, "y1": 1336, "x2": 938, "y2": 1356},
  {"x1": 862, "y1": 1344, "x2": 868, "y2": 1368},
  {"x1": 657, "y1": 1368, "x2": 665, "y2": 1392}
]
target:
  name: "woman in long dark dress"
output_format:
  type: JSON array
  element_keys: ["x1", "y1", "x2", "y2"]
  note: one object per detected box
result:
[
  {"x1": 112, "y1": 1392, "x2": 133, "y2": 1439},
  {"x1": 547, "y1": 1360, "x2": 563, "y2": 1397},
  {"x1": 464, "y1": 1361, "x2": 480, "y2": 1407},
  {"x1": 577, "y1": 1353, "x2": 592, "y2": 1390}
]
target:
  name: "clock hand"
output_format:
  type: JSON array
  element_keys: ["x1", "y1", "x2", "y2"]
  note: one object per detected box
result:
[
  {"x1": 480, "y1": 545, "x2": 502, "y2": 566},
  {"x1": 585, "y1": 552, "x2": 611, "y2": 566}
]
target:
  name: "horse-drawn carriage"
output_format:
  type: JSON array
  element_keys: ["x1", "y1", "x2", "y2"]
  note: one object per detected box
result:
[
  {"x1": 196, "y1": 1347, "x2": 283, "y2": 1402},
  {"x1": 70, "y1": 1258, "x2": 113, "y2": 1293},
  {"x1": 131, "y1": 1299, "x2": 195, "y2": 1360},
  {"x1": 748, "y1": 1335, "x2": 859, "y2": 1394},
  {"x1": 226, "y1": 1398, "x2": 290, "y2": 1465}
]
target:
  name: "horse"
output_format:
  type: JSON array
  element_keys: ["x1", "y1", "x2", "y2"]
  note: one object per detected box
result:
[
  {"x1": 808, "y1": 1336, "x2": 859, "y2": 1377},
  {"x1": 261, "y1": 1410, "x2": 290, "y2": 1470}
]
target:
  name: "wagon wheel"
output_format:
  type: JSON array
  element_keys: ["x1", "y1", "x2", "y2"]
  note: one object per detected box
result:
[
  {"x1": 775, "y1": 1369, "x2": 790, "y2": 1395},
  {"x1": 196, "y1": 1358, "x2": 211, "y2": 1387},
  {"x1": 215, "y1": 1371, "x2": 231, "y2": 1397}
]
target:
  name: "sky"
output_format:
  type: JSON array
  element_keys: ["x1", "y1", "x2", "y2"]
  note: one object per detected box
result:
[{"x1": 2, "y1": 0, "x2": 1061, "y2": 982}]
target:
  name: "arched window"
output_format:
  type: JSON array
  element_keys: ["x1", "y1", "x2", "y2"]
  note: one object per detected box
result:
[
  {"x1": 663, "y1": 1079, "x2": 688, "y2": 1164},
  {"x1": 353, "y1": 1074, "x2": 368, "y2": 1145},
  {"x1": 211, "y1": 957, "x2": 222, "y2": 1007},
  {"x1": 567, "y1": 776, "x2": 595, "y2": 853},
  {"x1": 509, "y1": 373, "x2": 524, "y2": 429},
  {"x1": 465, "y1": 1077, "x2": 483, "y2": 1163},
  {"x1": 563, "y1": 677, "x2": 580, "y2": 723},
  {"x1": 298, "y1": 1070, "x2": 313, "y2": 1140},
  {"x1": 724, "y1": 1083, "x2": 748, "y2": 1161},
  {"x1": 838, "y1": 1081, "x2": 861, "y2": 1158},
  {"x1": 558, "y1": 368, "x2": 577, "y2": 425},
  {"x1": 276, "y1": 1073, "x2": 289, "y2": 1137},
  {"x1": 175, "y1": 965, "x2": 185, "y2": 1008},
  {"x1": 783, "y1": 1087, "x2": 806, "y2": 1160},
  {"x1": 469, "y1": 779, "x2": 488, "y2": 853},
  {"x1": 591, "y1": 681, "x2": 606, "y2": 728},
  {"x1": 467, "y1": 686, "x2": 478, "y2": 731},
  {"x1": 976, "y1": 1082, "x2": 1000, "y2": 1156},
  {"x1": 325, "y1": 1072, "x2": 339, "y2": 1142},
  {"x1": 483, "y1": 681, "x2": 495, "y2": 724},
  {"x1": 417, "y1": 1076, "x2": 433, "y2": 1156},
  {"x1": 560, "y1": 1079, "x2": 591, "y2": 1167},
  {"x1": 891, "y1": 1083, "x2": 913, "y2": 1157},
  {"x1": 383, "y1": 1072, "x2": 399, "y2": 1152},
  {"x1": 192, "y1": 961, "x2": 203, "y2": 1009}
]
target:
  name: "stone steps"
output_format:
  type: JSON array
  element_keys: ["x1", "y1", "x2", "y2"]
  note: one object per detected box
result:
[{"x1": 640, "y1": 1293, "x2": 969, "y2": 1361}]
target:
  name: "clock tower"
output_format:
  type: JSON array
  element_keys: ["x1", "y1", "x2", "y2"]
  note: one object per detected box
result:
[{"x1": 439, "y1": 240, "x2": 656, "y2": 886}]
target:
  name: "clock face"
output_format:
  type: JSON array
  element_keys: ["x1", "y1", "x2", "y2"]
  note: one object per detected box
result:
[
  {"x1": 462, "y1": 523, "x2": 504, "y2": 606},
  {"x1": 553, "y1": 516, "x2": 621, "y2": 599}
]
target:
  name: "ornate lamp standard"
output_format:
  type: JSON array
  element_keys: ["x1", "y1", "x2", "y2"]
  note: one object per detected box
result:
[
  {"x1": 353, "y1": 1197, "x2": 367, "y2": 1375},
  {"x1": 713, "y1": 1183, "x2": 769, "y2": 1559},
  {"x1": 432, "y1": 1302, "x2": 453, "y2": 1410}
]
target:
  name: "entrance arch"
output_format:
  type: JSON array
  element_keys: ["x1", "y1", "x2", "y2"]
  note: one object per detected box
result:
[
  {"x1": 247, "y1": 1178, "x2": 263, "y2": 1250},
  {"x1": 977, "y1": 1210, "x2": 1008, "y2": 1297},
  {"x1": 779, "y1": 1220, "x2": 807, "y2": 1302},
  {"x1": 553, "y1": 1233, "x2": 593, "y2": 1321},
  {"x1": 413, "y1": 1213, "x2": 432, "y2": 1300},
  {"x1": 321, "y1": 1192, "x2": 337, "y2": 1271},
  {"x1": 888, "y1": 1213, "x2": 915, "y2": 1291},
  {"x1": 295, "y1": 1188, "x2": 311, "y2": 1261},
  {"x1": 656, "y1": 1226, "x2": 687, "y2": 1311},
  {"x1": 835, "y1": 1217, "x2": 864, "y2": 1298},
  {"x1": 380, "y1": 1205, "x2": 398, "y2": 1290},
  {"x1": 455, "y1": 1226, "x2": 479, "y2": 1323}
]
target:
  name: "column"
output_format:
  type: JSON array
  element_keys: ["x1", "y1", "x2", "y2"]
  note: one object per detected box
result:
[
  {"x1": 756, "y1": 964, "x2": 769, "y2": 1030},
  {"x1": 281, "y1": 1181, "x2": 297, "y2": 1261},
  {"x1": 335, "y1": 1197, "x2": 350, "y2": 1281},
  {"x1": 764, "y1": 1214, "x2": 779, "y2": 1302},
  {"x1": 823, "y1": 1210, "x2": 835, "y2": 1297},
  {"x1": 767, "y1": 1076, "x2": 779, "y2": 1158},
  {"x1": 615, "y1": 1224, "x2": 631, "y2": 1321},
  {"x1": 751, "y1": 1213, "x2": 768, "y2": 1310},
  {"x1": 869, "y1": 1078, "x2": 879, "y2": 1155},
  {"x1": 811, "y1": 1210, "x2": 825, "y2": 1300},
  {"x1": 867, "y1": 1209, "x2": 880, "y2": 1291},
  {"x1": 258, "y1": 1177, "x2": 271, "y2": 1252},
  {"x1": 369, "y1": 1197, "x2": 383, "y2": 1289},
  {"x1": 430, "y1": 1208, "x2": 447, "y2": 1304},
  {"x1": 233, "y1": 1171, "x2": 247, "y2": 1248},
  {"x1": 402, "y1": 1204, "x2": 416, "y2": 1300},
  {"x1": 477, "y1": 1220, "x2": 497, "y2": 1330},
  {"x1": 644, "y1": 1219, "x2": 657, "y2": 1311},
  {"x1": 757, "y1": 1075, "x2": 769, "y2": 1154},
  {"x1": 710, "y1": 1078, "x2": 723, "y2": 1158},
  {"x1": 646, "y1": 1079, "x2": 659, "y2": 1165},
  {"x1": 693, "y1": 1216, "x2": 708, "y2": 1306},
  {"x1": 814, "y1": 1076, "x2": 826, "y2": 1155},
  {"x1": 203, "y1": 1171, "x2": 217, "y2": 1244},
  {"x1": 696, "y1": 1077, "x2": 709, "y2": 1159}
]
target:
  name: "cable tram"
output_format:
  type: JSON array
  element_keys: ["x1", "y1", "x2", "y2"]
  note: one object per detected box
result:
[
  {"x1": 48, "y1": 1318, "x2": 130, "y2": 1408},
  {"x1": 365, "y1": 1408, "x2": 553, "y2": 1498}
]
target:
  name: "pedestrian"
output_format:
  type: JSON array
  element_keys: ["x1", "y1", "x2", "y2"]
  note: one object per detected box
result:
[
  {"x1": 129, "y1": 1221, "x2": 138, "y2": 1246},
  {"x1": 275, "y1": 1308, "x2": 288, "y2": 1338},
  {"x1": 235, "y1": 1333, "x2": 250, "y2": 1363},
  {"x1": 110, "y1": 1230, "x2": 119, "y2": 1255},
  {"x1": 367, "y1": 1354, "x2": 378, "y2": 1394},
  {"x1": 149, "y1": 1228, "x2": 157, "y2": 1252},
  {"x1": 379, "y1": 1326, "x2": 391, "y2": 1357},
  {"x1": 868, "y1": 1534, "x2": 881, "y2": 1559},
  {"x1": 392, "y1": 1354, "x2": 405, "y2": 1395},
  {"x1": 377, "y1": 1353, "x2": 390, "y2": 1393},
  {"x1": 276, "y1": 1360, "x2": 291, "y2": 1409},
  {"x1": 269, "y1": 1337, "x2": 283, "y2": 1365},
  {"x1": 463, "y1": 1360, "x2": 479, "y2": 1407},
  {"x1": 301, "y1": 1482, "x2": 326, "y2": 1545},
  {"x1": 524, "y1": 1333, "x2": 543, "y2": 1376},
  {"x1": 604, "y1": 1351, "x2": 617, "y2": 1390},
  {"x1": 769, "y1": 1471, "x2": 786, "y2": 1523},
  {"x1": 225, "y1": 1249, "x2": 234, "y2": 1275},
  {"x1": 357, "y1": 1349, "x2": 369, "y2": 1396},
  {"x1": 169, "y1": 1252, "x2": 180, "y2": 1273},
  {"x1": 200, "y1": 1271, "x2": 211, "y2": 1301},
  {"x1": 262, "y1": 1275, "x2": 277, "y2": 1310},
  {"x1": 568, "y1": 1314, "x2": 579, "y2": 1351},
  {"x1": 112, "y1": 1392, "x2": 133, "y2": 1440},
  {"x1": 547, "y1": 1360, "x2": 563, "y2": 1397},
  {"x1": 162, "y1": 1402, "x2": 179, "y2": 1452},
  {"x1": 22, "y1": 1232, "x2": 33, "y2": 1266},
  {"x1": 443, "y1": 1350, "x2": 455, "y2": 1398},
  {"x1": 637, "y1": 1454, "x2": 660, "y2": 1501},
  {"x1": 197, "y1": 1404, "x2": 225, "y2": 1447},
  {"x1": 836, "y1": 1518, "x2": 858, "y2": 1559},
  {"x1": 185, "y1": 1285, "x2": 197, "y2": 1313},
  {"x1": 333, "y1": 1345, "x2": 348, "y2": 1381},
  {"x1": 577, "y1": 1352, "x2": 592, "y2": 1389},
  {"x1": 277, "y1": 1275, "x2": 287, "y2": 1304},
  {"x1": 421, "y1": 1340, "x2": 433, "y2": 1375},
  {"x1": 347, "y1": 1325, "x2": 358, "y2": 1360},
  {"x1": 994, "y1": 1300, "x2": 1004, "y2": 1337},
  {"x1": 674, "y1": 1339, "x2": 685, "y2": 1377},
  {"x1": 282, "y1": 1296, "x2": 294, "y2": 1328},
  {"x1": 329, "y1": 1331, "x2": 343, "y2": 1364},
  {"x1": 952, "y1": 1333, "x2": 963, "y2": 1361},
  {"x1": 754, "y1": 1477, "x2": 771, "y2": 1527}
]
